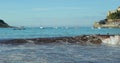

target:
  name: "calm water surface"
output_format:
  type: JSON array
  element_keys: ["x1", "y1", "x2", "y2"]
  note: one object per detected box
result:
[{"x1": 0, "y1": 27, "x2": 120, "y2": 39}]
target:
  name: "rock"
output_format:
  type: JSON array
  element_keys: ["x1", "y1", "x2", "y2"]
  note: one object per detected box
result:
[
  {"x1": 0, "y1": 39, "x2": 27, "y2": 45},
  {"x1": 0, "y1": 35, "x2": 103, "y2": 45},
  {"x1": 0, "y1": 19, "x2": 11, "y2": 28}
]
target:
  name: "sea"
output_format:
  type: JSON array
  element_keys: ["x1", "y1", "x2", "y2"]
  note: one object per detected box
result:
[{"x1": 0, "y1": 27, "x2": 120, "y2": 63}]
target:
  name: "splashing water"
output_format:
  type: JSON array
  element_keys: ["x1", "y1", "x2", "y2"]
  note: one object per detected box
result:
[
  {"x1": 0, "y1": 43, "x2": 120, "y2": 63},
  {"x1": 102, "y1": 35, "x2": 120, "y2": 46},
  {"x1": 0, "y1": 27, "x2": 120, "y2": 63}
]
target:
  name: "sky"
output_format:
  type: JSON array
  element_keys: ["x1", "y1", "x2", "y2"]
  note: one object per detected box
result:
[{"x1": 0, "y1": 0, "x2": 120, "y2": 27}]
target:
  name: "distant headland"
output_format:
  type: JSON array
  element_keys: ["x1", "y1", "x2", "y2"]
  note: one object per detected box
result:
[
  {"x1": 94, "y1": 6, "x2": 120, "y2": 28},
  {"x1": 0, "y1": 19, "x2": 11, "y2": 28}
]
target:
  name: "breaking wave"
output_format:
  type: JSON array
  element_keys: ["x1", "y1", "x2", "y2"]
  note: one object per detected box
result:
[{"x1": 102, "y1": 35, "x2": 120, "y2": 46}]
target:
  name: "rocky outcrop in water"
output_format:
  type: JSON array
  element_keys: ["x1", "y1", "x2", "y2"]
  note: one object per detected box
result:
[
  {"x1": 1, "y1": 35, "x2": 119, "y2": 45},
  {"x1": 0, "y1": 35, "x2": 103, "y2": 45},
  {"x1": 0, "y1": 19, "x2": 10, "y2": 28}
]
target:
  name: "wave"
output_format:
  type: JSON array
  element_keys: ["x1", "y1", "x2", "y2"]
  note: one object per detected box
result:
[{"x1": 102, "y1": 35, "x2": 120, "y2": 46}]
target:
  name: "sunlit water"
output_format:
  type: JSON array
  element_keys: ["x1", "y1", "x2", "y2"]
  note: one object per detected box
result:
[
  {"x1": 0, "y1": 27, "x2": 120, "y2": 39},
  {"x1": 0, "y1": 27, "x2": 120, "y2": 63}
]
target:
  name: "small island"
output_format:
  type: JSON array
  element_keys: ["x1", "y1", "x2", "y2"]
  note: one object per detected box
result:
[
  {"x1": 94, "y1": 6, "x2": 120, "y2": 28},
  {"x1": 0, "y1": 19, "x2": 11, "y2": 28}
]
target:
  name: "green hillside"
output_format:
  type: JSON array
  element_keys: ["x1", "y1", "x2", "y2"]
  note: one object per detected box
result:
[{"x1": 107, "y1": 10, "x2": 120, "y2": 19}]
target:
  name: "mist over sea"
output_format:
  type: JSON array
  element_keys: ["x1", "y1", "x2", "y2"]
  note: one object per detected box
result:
[{"x1": 0, "y1": 27, "x2": 120, "y2": 63}]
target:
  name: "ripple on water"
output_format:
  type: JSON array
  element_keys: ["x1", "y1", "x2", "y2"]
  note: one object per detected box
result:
[{"x1": 0, "y1": 43, "x2": 120, "y2": 63}]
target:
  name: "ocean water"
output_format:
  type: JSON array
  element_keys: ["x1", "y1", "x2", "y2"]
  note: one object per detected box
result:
[
  {"x1": 0, "y1": 27, "x2": 120, "y2": 63},
  {"x1": 0, "y1": 27, "x2": 120, "y2": 39}
]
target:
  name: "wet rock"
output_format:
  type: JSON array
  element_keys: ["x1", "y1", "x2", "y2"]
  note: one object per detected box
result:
[
  {"x1": 0, "y1": 39, "x2": 27, "y2": 45},
  {"x1": 0, "y1": 35, "x2": 103, "y2": 45}
]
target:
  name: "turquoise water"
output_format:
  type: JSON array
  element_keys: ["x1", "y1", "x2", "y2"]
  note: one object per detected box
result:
[
  {"x1": 0, "y1": 27, "x2": 120, "y2": 39},
  {"x1": 0, "y1": 27, "x2": 120, "y2": 63}
]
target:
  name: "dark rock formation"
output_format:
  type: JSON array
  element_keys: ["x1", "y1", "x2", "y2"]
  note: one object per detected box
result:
[
  {"x1": 0, "y1": 19, "x2": 10, "y2": 28},
  {"x1": 0, "y1": 35, "x2": 104, "y2": 45},
  {"x1": 0, "y1": 39, "x2": 27, "y2": 45}
]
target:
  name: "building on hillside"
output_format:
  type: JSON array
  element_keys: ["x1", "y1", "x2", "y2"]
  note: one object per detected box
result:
[
  {"x1": 117, "y1": 6, "x2": 120, "y2": 11},
  {"x1": 94, "y1": 6, "x2": 120, "y2": 28},
  {"x1": 107, "y1": 19, "x2": 120, "y2": 25}
]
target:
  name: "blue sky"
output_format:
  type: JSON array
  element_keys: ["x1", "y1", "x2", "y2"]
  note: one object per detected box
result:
[{"x1": 0, "y1": 0, "x2": 120, "y2": 27}]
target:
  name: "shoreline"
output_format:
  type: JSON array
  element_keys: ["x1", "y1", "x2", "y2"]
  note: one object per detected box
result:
[{"x1": 0, "y1": 34, "x2": 119, "y2": 45}]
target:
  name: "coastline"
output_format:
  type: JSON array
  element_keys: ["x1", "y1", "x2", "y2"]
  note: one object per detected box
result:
[
  {"x1": 93, "y1": 6, "x2": 120, "y2": 28},
  {"x1": 0, "y1": 34, "x2": 119, "y2": 45}
]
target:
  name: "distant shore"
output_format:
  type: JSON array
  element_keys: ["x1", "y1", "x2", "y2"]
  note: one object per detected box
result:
[{"x1": 93, "y1": 6, "x2": 120, "y2": 28}]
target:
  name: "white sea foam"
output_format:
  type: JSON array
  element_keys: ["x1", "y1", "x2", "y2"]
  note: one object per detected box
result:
[
  {"x1": 40, "y1": 27, "x2": 44, "y2": 29},
  {"x1": 102, "y1": 35, "x2": 120, "y2": 46}
]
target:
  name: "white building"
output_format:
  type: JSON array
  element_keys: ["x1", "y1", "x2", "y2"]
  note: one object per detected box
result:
[{"x1": 117, "y1": 6, "x2": 120, "y2": 11}]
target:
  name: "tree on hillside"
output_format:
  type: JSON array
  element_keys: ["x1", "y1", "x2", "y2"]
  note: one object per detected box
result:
[
  {"x1": 99, "y1": 19, "x2": 107, "y2": 24},
  {"x1": 107, "y1": 11, "x2": 120, "y2": 19}
]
